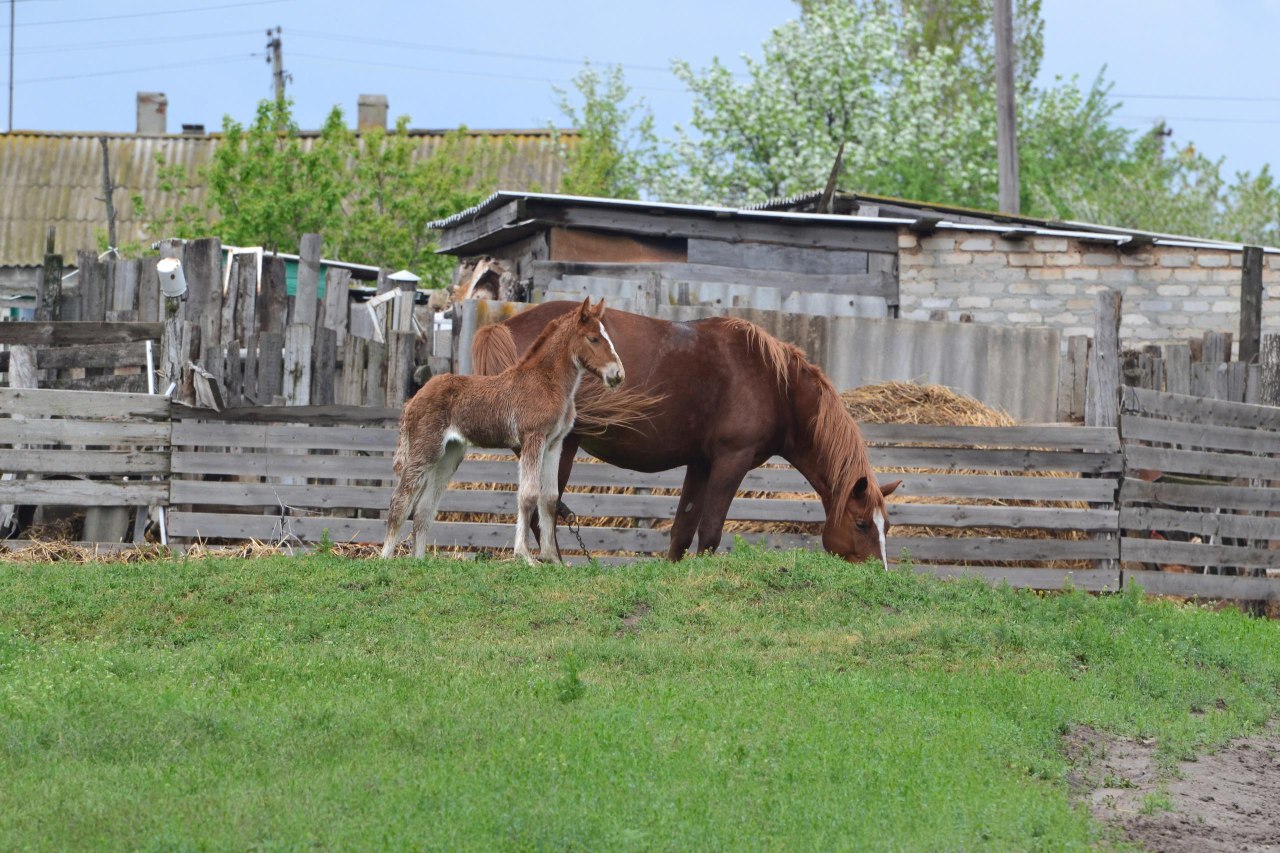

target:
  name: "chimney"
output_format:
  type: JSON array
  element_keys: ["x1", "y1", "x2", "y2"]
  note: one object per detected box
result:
[
  {"x1": 136, "y1": 91, "x2": 168, "y2": 134},
  {"x1": 357, "y1": 94, "x2": 388, "y2": 131},
  {"x1": 181, "y1": 123, "x2": 205, "y2": 135}
]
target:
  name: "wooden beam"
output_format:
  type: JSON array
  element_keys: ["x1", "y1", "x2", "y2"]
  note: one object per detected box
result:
[
  {"x1": 1240, "y1": 245, "x2": 1264, "y2": 364},
  {"x1": 434, "y1": 200, "x2": 527, "y2": 253},
  {"x1": 1086, "y1": 288, "x2": 1121, "y2": 427},
  {"x1": 0, "y1": 321, "x2": 163, "y2": 347}
]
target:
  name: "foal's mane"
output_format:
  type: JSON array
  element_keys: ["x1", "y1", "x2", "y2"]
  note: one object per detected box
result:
[
  {"x1": 514, "y1": 310, "x2": 573, "y2": 368},
  {"x1": 718, "y1": 318, "x2": 873, "y2": 513}
]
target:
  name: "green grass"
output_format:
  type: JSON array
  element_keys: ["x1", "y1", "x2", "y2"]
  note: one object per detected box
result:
[{"x1": 2, "y1": 546, "x2": 1278, "y2": 851}]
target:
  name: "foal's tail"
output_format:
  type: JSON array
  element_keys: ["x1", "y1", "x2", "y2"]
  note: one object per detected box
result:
[{"x1": 472, "y1": 323, "x2": 519, "y2": 376}]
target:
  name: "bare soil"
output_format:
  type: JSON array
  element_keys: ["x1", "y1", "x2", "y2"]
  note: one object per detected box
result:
[{"x1": 1065, "y1": 723, "x2": 1280, "y2": 851}]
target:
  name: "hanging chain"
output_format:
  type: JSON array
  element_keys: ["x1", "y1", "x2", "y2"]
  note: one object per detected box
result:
[{"x1": 557, "y1": 499, "x2": 591, "y2": 558}]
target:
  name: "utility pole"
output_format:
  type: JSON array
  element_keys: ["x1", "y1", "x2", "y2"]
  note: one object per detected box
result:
[
  {"x1": 266, "y1": 26, "x2": 286, "y2": 105},
  {"x1": 8, "y1": 0, "x2": 15, "y2": 132},
  {"x1": 994, "y1": 0, "x2": 1019, "y2": 214}
]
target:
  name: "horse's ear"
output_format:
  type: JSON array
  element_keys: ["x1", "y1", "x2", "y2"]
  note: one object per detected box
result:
[
  {"x1": 880, "y1": 479, "x2": 902, "y2": 498},
  {"x1": 593, "y1": 297, "x2": 607, "y2": 317},
  {"x1": 577, "y1": 296, "x2": 592, "y2": 322},
  {"x1": 852, "y1": 476, "x2": 868, "y2": 498}
]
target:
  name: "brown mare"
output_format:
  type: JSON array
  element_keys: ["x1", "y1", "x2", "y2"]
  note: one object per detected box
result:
[
  {"x1": 383, "y1": 298, "x2": 626, "y2": 565},
  {"x1": 473, "y1": 301, "x2": 901, "y2": 565}
]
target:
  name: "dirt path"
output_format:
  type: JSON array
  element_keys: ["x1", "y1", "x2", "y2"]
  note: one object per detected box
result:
[{"x1": 1066, "y1": 724, "x2": 1280, "y2": 851}]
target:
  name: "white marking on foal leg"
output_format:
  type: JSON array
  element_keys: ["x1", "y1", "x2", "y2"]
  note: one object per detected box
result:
[
  {"x1": 874, "y1": 509, "x2": 888, "y2": 570},
  {"x1": 514, "y1": 439, "x2": 542, "y2": 566}
]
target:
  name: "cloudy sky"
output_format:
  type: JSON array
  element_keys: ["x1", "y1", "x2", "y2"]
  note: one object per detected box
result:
[{"x1": 5, "y1": 0, "x2": 1278, "y2": 178}]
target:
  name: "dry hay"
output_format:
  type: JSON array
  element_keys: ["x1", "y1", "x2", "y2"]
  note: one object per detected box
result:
[{"x1": 841, "y1": 380, "x2": 1018, "y2": 427}]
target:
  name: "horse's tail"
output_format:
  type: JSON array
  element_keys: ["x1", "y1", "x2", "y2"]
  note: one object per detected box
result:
[
  {"x1": 472, "y1": 322, "x2": 518, "y2": 376},
  {"x1": 574, "y1": 382, "x2": 666, "y2": 436}
]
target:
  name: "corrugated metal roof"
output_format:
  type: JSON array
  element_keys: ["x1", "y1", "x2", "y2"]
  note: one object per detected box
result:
[
  {"x1": 0, "y1": 128, "x2": 572, "y2": 266},
  {"x1": 433, "y1": 190, "x2": 1278, "y2": 254},
  {"x1": 750, "y1": 188, "x2": 1280, "y2": 253}
]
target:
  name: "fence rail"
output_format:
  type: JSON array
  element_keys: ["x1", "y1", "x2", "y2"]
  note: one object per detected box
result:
[{"x1": 3, "y1": 388, "x2": 1279, "y2": 601}]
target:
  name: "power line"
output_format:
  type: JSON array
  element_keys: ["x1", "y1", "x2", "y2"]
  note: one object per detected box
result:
[
  {"x1": 288, "y1": 51, "x2": 688, "y2": 94},
  {"x1": 17, "y1": 53, "x2": 254, "y2": 85},
  {"x1": 291, "y1": 28, "x2": 676, "y2": 74},
  {"x1": 0, "y1": 0, "x2": 290, "y2": 28},
  {"x1": 1121, "y1": 114, "x2": 1280, "y2": 126},
  {"x1": 15, "y1": 28, "x2": 260, "y2": 56},
  {"x1": 1112, "y1": 92, "x2": 1280, "y2": 104}
]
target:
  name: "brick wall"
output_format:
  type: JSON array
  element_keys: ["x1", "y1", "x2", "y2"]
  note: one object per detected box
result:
[{"x1": 897, "y1": 229, "x2": 1280, "y2": 343}]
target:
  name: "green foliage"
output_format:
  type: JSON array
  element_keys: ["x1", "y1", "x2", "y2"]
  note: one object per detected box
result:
[
  {"x1": 554, "y1": 64, "x2": 655, "y2": 199},
  {"x1": 129, "y1": 99, "x2": 496, "y2": 286},
  {"x1": 1, "y1": 551, "x2": 1278, "y2": 849},
  {"x1": 564, "y1": 0, "x2": 1280, "y2": 242}
]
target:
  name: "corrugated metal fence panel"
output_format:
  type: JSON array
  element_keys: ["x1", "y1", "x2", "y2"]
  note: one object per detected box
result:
[
  {"x1": 545, "y1": 275, "x2": 889, "y2": 318},
  {"x1": 462, "y1": 299, "x2": 1059, "y2": 421}
]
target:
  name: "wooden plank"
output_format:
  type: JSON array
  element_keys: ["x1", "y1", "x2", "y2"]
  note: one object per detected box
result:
[
  {"x1": 435, "y1": 200, "x2": 527, "y2": 253},
  {"x1": 1163, "y1": 343, "x2": 1191, "y2": 396},
  {"x1": 385, "y1": 330, "x2": 414, "y2": 409},
  {"x1": 172, "y1": 452, "x2": 392, "y2": 479},
  {"x1": 234, "y1": 255, "x2": 257, "y2": 344},
  {"x1": 878, "y1": 472, "x2": 1116, "y2": 503},
  {"x1": 871, "y1": 447, "x2": 1121, "y2": 473},
  {"x1": 6, "y1": 345, "x2": 38, "y2": 390},
  {"x1": 687, "y1": 241, "x2": 870, "y2": 276},
  {"x1": 523, "y1": 201, "x2": 900, "y2": 254},
  {"x1": 256, "y1": 332, "x2": 284, "y2": 404},
  {"x1": 109, "y1": 259, "x2": 140, "y2": 320},
  {"x1": 224, "y1": 340, "x2": 243, "y2": 407},
  {"x1": 0, "y1": 449, "x2": 169, "y2": 476},
  {"x1": 0, "y1": 387, "x2": 168, "y2": 419},
  {"x1": 533, "y1": 260, "x2": 892, "y2": 299},
  {"x1": 137, "y1": 256, "x2": 161, "y2": 323},
  {"x1": 172, "y1": 422, "x2": 399, "y2": 451},
  {"x1": 913, "y1": 565, "x2": 1120, "y2": 592},
  {"x1": 859, "y1": 423, "x2": 1119, "y2": 451},
  {"x1": 44, "y1": 374, "x2": 149, "y2": 394},
  {"x1": 0, "y1": 321, "x2": 163, "y2": 347},
  {"x1": 259, "y1": 255, "x2": 288, "y2": 335},
  {"x1": 1123, "y1": 569, "x2": 1280, "y2": 601},
  {"x1": 890, "y1": 536, "x2": 1117, "y2": 562},
  {"x1": 1122, "y1": 386, "x2": 1280, "y2": 431},
  {"x1": 1121, "y1": 478, "x2": 1280, "y2": 513},
  {"x1": 173, "y1": 403, "x2": 399, "y2": 427},
  {"x1": 1124, "y1": 445, "x2": 1280, "y2": 482},
  {"x1": 0, "y1": 479, "x2": 166, "y2": 506},
  {"x1": 891, "y1": 504, "x2": 1117, "y2": 531},
  {"x1": 282, "y1": 324, "x2": 313, "y2": 406},
  {"x1": 311, "y1": 326, "x2": 337, "y2": 407},
  {"x1": 35, "y1": 341, "x2": 148, "y2": 370},
  {"x1": 219, "y1": 256, "x2": 241, "y2": 350},
  {"x1": 323, "y1": 267, "x2": 351, "y2": 341},
  {"x1": 185, "y1": 237, "x2": 222, "y2": 353},
  {"x1": 0, "y1": 419, "x2": 170, "y2": 445},
  {"x1": 1121, "y1": 537, "x2": 1280, "y2": 571},
  {"x1": 293, "y1": 233, "x2": 322, "y2": 328},
  {"x1": 1086, "y1": 288, "x2": 1121, "y2": 427},
  {"x1": 241, "y1": 333, "x2": 259, "y2": 405},
  {"x1": 1121, "y1": 414, "x2": 1280, "y2": 455},
  {"x1": 1119, "y1": 506, "x2": 1280, "y2": 542},
  {"x1": 339, "y1": 335, "x2": 367, "y2": 406},
  {"x1": 365, "y1": 340, "x2": 386, "y2": 408},
  {"x1": 78, "y1": 251, "x2": 105, "y2": 322}
]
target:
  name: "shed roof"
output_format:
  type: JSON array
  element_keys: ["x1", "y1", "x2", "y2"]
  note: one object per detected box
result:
[
  {"x1": 0, "y1": 128, "x2": 572, "y2": 267},
  {"x1": 432, "y1": 189, "x2": 1278, "y2": 255}
]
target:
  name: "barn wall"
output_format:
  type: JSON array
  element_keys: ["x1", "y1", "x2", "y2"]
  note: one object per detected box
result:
[{"x1": 898, "y1": 229, "x2": 1280, "y2": 345}]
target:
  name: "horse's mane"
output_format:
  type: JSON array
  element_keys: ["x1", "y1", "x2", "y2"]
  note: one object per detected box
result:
[
  {"x1": 717, "y1": 317, "x2": 872, "y2": 514},
  {"x1": 471, "y1": 313, "x2": 663, "y2": 436}
]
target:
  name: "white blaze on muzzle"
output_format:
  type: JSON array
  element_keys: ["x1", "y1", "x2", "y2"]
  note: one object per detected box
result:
[
  {"x1": 873, "y1": 509, "x2": 888, "y2": 569},
  {"x1": 598, "y1": 320, "x2": 624, "y2": 387}
]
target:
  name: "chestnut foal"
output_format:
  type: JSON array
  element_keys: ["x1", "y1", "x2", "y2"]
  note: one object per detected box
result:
[{"x1": 381, "y1": 297, "x2": 624, "y2": 564}]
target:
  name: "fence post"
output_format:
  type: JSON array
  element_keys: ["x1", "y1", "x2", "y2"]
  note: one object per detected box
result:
[
  {"x1": 1240, "y1": 246, "x2": 1264, "y2": 364},
  {"x1": 35, "y1": 227, "x2": 62, "y2": 321},
  {"x1": 1085, "y1": 288, "x2": 1122, "y2": 428},
  {"x1": 1260, "y1": 333, "x2": 1280, "y2": 407}
]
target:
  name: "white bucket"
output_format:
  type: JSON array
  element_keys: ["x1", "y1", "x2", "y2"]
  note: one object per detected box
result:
[{"x1": 157, "y1": 257, "x2": 187, "y2": 298}]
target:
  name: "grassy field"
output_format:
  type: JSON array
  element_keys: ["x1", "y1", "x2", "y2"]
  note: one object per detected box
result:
[{"x1": 2, "y1": 546, "x2": 1279, "y2": 851}]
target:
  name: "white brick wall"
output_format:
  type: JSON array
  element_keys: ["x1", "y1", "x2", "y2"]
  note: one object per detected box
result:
[{"x1": 897, "y1": 228, "x2": 1280, "y2": 344}]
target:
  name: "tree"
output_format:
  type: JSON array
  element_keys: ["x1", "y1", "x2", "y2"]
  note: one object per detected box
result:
[
  {"x1": 130, "y1": 99, "x2": 498, "y2": 287},
  {"x1": 553, "y1": 64, "x2": 655, "y2": 199}
]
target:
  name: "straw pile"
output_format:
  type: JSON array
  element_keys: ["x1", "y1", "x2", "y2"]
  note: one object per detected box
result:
[{"x1": 841, "y1": 380, "x2": 1018, "y2": 427}]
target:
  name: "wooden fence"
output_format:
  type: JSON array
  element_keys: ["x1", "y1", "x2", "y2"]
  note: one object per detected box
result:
[{"x1": 3, "y1": 387, "x2": 1278, "y2": 601}]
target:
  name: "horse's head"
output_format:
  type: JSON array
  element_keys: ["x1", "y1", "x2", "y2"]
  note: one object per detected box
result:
[
  {"x1": 822, "y1": 476, "x2": 902, "y2": 568},
  {"x1": 569, "y1": 297, "x2": 625, "y2": 390}
]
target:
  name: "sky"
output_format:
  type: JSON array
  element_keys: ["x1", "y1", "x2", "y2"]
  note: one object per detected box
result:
[{"x1": 4, "y1": 0, "x2": 1280, "y2": 180}]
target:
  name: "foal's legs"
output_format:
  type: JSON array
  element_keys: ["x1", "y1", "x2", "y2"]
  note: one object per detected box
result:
[
  {"x1": 513, "y1": 434, "x2": 544, "y2": 566},
  {"x1": 409, "y1": 437, "x2": 466, "y2": 558},
  {"x1": 528, "y1": 432, "x2": 580, "y2": 546},
  {"x1": 536, "y1": 435, "x2": 566, "y2": 563},
  {"x1": 666, "y1": 462, "x2": 710, "y2": 561},
  {"x1": 382, "y1": 438, "x2": 440, "y2": 558},
  {"x1": 693, "y1": 450, "x2": 755, "y2": 555}
]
